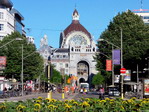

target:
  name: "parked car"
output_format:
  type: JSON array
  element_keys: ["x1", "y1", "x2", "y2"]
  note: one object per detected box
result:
[{"x1": 108, "y1": 87, "x2": 120, "y2": 96}]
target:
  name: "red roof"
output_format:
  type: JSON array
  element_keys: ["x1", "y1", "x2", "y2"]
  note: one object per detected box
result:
[{"x1": 64, "y1": 20, "x2": 91, "y2": 38}]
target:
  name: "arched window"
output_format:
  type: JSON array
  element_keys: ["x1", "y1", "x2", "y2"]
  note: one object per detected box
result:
[
  {"x1": 93, "y1": 47, "x2": 95, "y2": 52},
  {"x1": 71, "y1": 47, "x2": 74, "y2": 51}
]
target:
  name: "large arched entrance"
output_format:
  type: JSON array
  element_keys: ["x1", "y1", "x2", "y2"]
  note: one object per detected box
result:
[
  {"x1": 77, "y1": 61, "x2": 89, "y2": 84},
  {"x1": 77, "y1": 61, "x2": 89, "y2": 76},
  {"x1": 79, "y1": 78, "x2": 85, "y2": 83}
]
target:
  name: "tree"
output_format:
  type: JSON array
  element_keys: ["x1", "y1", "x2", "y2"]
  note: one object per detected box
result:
[
  {"x1": 50, "y1": 68, "x2": 62, "y2": 85},
  {"x1": 0, "y1": 32, "x2": 44, "y2": 81},
  {"x1": 92, "y1": 72, "x2": 104, "y2": 87},
  {"x1": 96, "y1": 10, "x2": 149, "y2": 80}
]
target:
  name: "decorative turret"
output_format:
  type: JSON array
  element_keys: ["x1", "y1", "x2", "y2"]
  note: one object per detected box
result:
[
  {"x1": 72, "y1": 9, "x2": 79, "y2": 21},
  {"x1": 63, "y1": 9, "x2": 92, "y2": 39},
  {"x1": 60, "y1": 9, "x2": 92, "y2": 48}
]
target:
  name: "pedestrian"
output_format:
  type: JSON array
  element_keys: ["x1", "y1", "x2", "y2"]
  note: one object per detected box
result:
[
  {"x1": 3, "y1": 87, "x2": 7, "y2": 92},
  {"x1": 99, "y1": 87, "x2": 104, "y2": 100}
]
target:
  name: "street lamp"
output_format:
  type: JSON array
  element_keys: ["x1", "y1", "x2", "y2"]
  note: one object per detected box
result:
[
  {"x1": 0, "y1": 38, "x2": 22, "y2": 49},
  {"x1": 98, "y1": 38, "x2": 120, "y2": 86},
  {"x1": 120, "y1": 28, "x2": 124, "y2": 99},
  {"x1": 21, "y1": 44, "x2": 24, "y2": 96},
  {"x1": 98, "y1": 38, "x2": 120, "y2": 49},
  {"x1": 21, "y1": 47, "x2": 40, "y2": 96},
  {"x1": 98, "y1": 52, "x2": 111, "y2": 59},
  {"x1": 98, "y1": 28, "x2": 124, "y2": 98}
]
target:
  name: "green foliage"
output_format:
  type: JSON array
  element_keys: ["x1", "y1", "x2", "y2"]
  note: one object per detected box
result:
[
  {"x1": 50, "y1": 68, "x2": 62, "y2": 85},
  {"x1": 96, "y1": 10, "x2": 149, "y2": 80},
  {"x1": 1, "y1": 97, "x2": 149, "y2": 112},
  {"x1": 0, "y1": 32, "x2": 44, "y2": 81},
  {"x1": 92, "y1": 72, "x2": 104, "y2": 85}
]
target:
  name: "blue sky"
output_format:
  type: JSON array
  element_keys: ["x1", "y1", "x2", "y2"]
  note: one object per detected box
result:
[{"x1": 11, "y1": 0, "x2": 149, "y2": 49}]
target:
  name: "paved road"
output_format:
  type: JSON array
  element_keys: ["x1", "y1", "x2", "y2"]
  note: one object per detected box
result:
[
  {"x1": 0, "y1": 92, "x2": 78, "y2": 102},
  {"x1": 0, "y1": 91, "x2": 117, "y2": 102}
]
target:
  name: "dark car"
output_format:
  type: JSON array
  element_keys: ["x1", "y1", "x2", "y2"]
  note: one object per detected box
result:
[{"x1": 108, "y1": 87, "x2": 120, "y2": 96}]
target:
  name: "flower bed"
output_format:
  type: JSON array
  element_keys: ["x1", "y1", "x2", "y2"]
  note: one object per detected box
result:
[{"x1": 0, "y1": 97, "x2": 149, "y2": 112}]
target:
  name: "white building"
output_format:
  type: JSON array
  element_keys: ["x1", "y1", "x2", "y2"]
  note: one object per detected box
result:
[
  {"x1": 50, "y1": 9, "x2": 97, "y2": 85},
  {"x1": 133, "y1": 9, "x2": 149, "y2": 24},
  {"x1": 27, "y1": 36, "x2": 34, "y2": 44},
  {"x1": 0, "y1": 0, "x2": 25, "y2": 40}
]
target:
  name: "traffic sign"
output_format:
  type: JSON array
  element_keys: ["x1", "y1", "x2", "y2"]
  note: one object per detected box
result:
[{"x1": 120, "y1": 68, "x2": 126, "y2": 74}]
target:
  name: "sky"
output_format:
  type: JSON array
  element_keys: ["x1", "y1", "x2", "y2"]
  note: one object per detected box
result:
[{"x1": 11, "y1": 0, "x2": 149, "y2": 49}]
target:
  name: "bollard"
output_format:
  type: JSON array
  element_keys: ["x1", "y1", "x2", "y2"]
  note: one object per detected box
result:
[
  {"x1": 62, "y1": 88, "x2": 65, "y2": 99},
  {"x1": 62, "y1": 93, "x2": 65, "y2": 99},
  {"x1": 47, "y1": 91, "x2": 52, "y2": 100}
]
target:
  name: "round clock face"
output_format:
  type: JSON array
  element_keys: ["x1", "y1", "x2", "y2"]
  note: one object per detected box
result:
[{"x1": 69, "y1": 35, "x2": 87, "y2": 45}]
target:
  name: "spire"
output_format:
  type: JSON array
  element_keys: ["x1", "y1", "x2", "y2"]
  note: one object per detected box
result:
[
  {"x1": 140, "y1": 0, "x2": 143, "y2": 9},
  {"x1": 72, "y1": 9, "x2": 79, "y2": 21}
]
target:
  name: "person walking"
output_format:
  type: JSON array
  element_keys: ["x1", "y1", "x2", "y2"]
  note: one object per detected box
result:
[{"x1": 99, "y1": 87, "x2": 105, "y2": 100}]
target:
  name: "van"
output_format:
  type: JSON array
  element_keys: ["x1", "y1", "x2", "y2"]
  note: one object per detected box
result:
[{"x1": 80, "y1": 83, "x2": 89, "y2": 93}]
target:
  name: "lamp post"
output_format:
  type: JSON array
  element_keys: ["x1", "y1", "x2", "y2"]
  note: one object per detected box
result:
[
  {"x1": 120, "y1": 28, "x2": 124, "y2": 99},
  {"x1": 98, "y1": 28, "x2": 123, "y2": 98},
  {"x1": 22, "y1": 49, "x2": 41, "y2": 96},
  {"x1": 98, "y1": 52, "x2": 111, "y2": 59},
  {"x1": 0, "y1": 38, "x2": 22, "y2": 49},
  {"x1": 21, "y1": 44, "x2": 24, "y2": 96},
  {"x1": 98, "y1": 39, "x2": 120, "y2": 86}
]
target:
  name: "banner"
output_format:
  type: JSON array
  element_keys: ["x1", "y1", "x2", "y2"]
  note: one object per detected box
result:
[
  {"x1": 106, "y1": 60, "x2": 112, "y2": 71},
  {"x1": 112, "y1": 49, "x2": 120, "y2": 65},
  {"x1": 144, "y1": 79, "x2": 149, "y2": 95},
  {"x1": 124, "y1": 70, "x2": 131, "y2": 81},
  {"x1": 0, "y1": 56, "x2": 6, "y2": 66},
  {"x1": 0, "y1": 56, "x2": 6, "y2": 70}
]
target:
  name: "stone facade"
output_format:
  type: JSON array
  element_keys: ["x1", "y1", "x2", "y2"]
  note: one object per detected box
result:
[{"x1": 50, "y1": 9, "x2": 97, "y2": 85}]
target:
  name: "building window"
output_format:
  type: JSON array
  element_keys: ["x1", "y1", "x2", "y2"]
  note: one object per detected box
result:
[
  {"x1": 65, "y1": 63, "x2": 68, "y2": 68},
  {"x1": 0, "y1": 24, "x2": 4, "y2": 31},
  {"x1": 144, "y1": 16, "x2": 149, "y2": 19},
  {"x1": 71, "y1": 47, "x2": 74, "y2": 51},
  {"x1": 93, "y1": 47, "x2": 95, "y2": 52},
  {"x1": 0, "y1": 12, "x2": 4, "y2": 19},
  {"x1": 57, "y1": 55, "x2": 59, "y2": 58},
  {"x1": 63, "y1": 55, "x2": 66, "y2": 58}
]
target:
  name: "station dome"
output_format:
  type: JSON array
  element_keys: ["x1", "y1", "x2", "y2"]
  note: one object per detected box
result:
[{"x1": 63, "y1": 9, "x2": 91, "y2": 38}]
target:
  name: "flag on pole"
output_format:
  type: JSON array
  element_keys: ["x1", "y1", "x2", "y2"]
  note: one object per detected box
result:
[
  {"x1": 106, "y1": 60, "x2": 112, "y2": 71},
  {"x1": 112, "y1": 49, "x2": 120, "y2": 65}
]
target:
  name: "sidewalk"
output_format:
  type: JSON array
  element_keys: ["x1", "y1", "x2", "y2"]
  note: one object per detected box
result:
[{"x1": 0, "y1": 92, "x2": 78, "y2": 102}]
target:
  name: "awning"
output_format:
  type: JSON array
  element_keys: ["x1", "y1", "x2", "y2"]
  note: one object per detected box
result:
[{"x1": 124, "y1": 82, "x2": 139, "y2": 85}]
